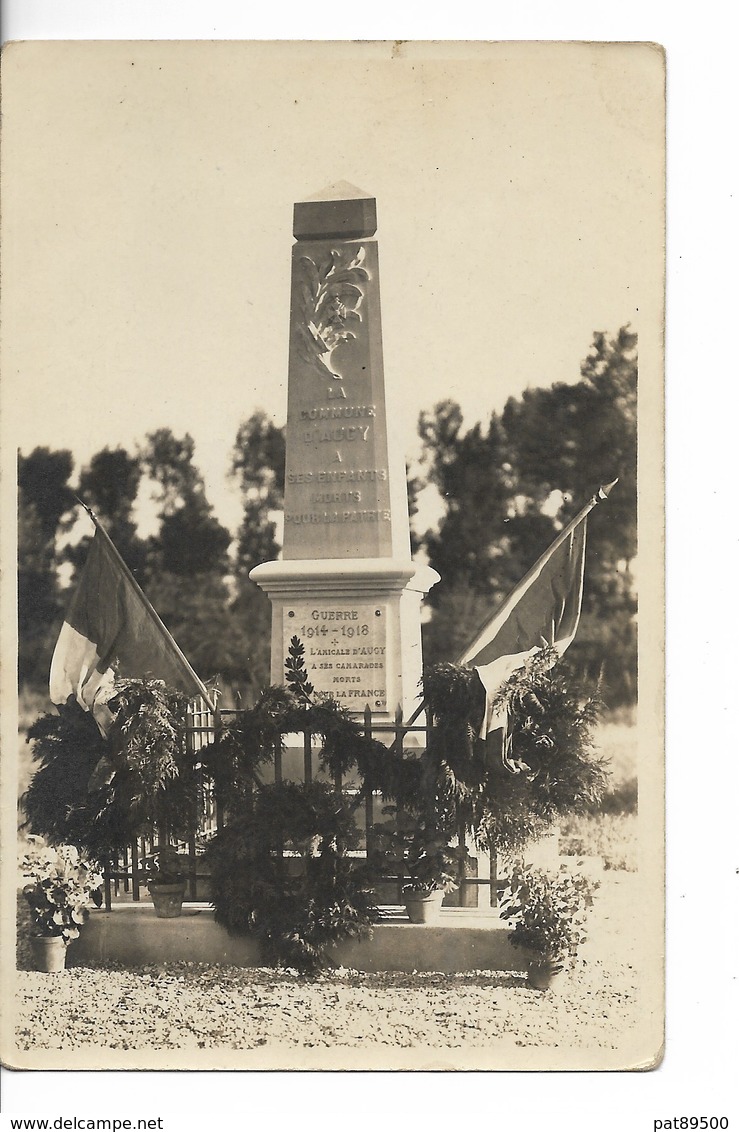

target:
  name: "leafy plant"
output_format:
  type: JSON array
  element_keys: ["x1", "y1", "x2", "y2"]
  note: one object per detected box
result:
[
  {"x1": 202, "y1": 681, "x2": 388, "y2": 819},
  {"x1": 205, "y1": 647, "x2": 608, "y2": 956},
  {"x1": 207, "y1": 781, "x2": 378, "y2": 973},
  {"x1": 22, "y1": 679, "x2": 198, "y2": 860},
  {"x1": 500, "y1": 861, "x2": 599, "y2": 965},
  {"x1": 371, "y1": 812, "x2": 460, "y2": 897},
  {"x1": 423, "y1": 651, "x2": 609, "y2": 856},
  {"x1": 145, "y1": 846, "x2": 188, "y2": 888},
  {"x1": 22, "y1": 702, "x2": 122, "y2": 855},
  {"x1": 403, "y1": 834, "x2": 459, "y2": 897},
  {"x1": 284, "y1": 636, "x2": 315, "y2": 703},
  {"x1": 20, "y1": 836, "x2": 103, "y2": 942},
  {"x1": 106, "y1": 678, "x2": 194, "y2": 815}
]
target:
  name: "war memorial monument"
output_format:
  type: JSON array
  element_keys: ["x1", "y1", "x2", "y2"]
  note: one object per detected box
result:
[{"x1": 251, "y1": 181, "x2": 439, "y2": 723}]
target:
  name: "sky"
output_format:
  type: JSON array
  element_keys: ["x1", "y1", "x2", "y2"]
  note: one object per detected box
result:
[{"x1": 1, "y1": 40, "x2": 664, "y2": 535}]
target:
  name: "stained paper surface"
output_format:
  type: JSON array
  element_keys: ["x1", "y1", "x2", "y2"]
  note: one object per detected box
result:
[{"x1": 0, "y1": 40, "x2": 665, "y2": 1074}]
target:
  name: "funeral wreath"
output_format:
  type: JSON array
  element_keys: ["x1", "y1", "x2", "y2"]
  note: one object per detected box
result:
[{"x1": 207, "y1": 779, "x2": 379, "y2": 973}]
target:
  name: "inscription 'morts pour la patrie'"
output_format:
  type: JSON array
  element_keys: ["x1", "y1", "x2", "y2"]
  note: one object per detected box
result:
[{"x1": 283, "y1": 188, "x2": 395, "y2": 561}]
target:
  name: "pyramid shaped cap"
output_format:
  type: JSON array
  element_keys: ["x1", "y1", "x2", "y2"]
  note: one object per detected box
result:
[
  {"x1": 294, "y1": 181, "x2": 377, "y2": 240},
  {"x1": 302, "y1": 180, "x2": 374, "y2": 202}
]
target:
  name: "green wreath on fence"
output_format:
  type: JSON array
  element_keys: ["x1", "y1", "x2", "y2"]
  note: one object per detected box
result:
[
  {"x1": 207, "y1": 779, "x2": 379, "y2": 973},
  {"x1": 23, "y1": 652, "x2": 607, "y2": 861}
]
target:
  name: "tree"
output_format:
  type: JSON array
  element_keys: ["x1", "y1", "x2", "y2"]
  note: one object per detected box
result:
[
  {"x1": 503, "y1": 325, "x2": 636, "y2": 565},
  {"x1": 417, "y1": 327, "x2": 638, "y2": 707},
  {"x1": 142, "y1": 570, "x2": 249, "y2": 692},
  {"x1": 72, "y1": 446, "x2": 148, "y2": 579},
  {"x1": 501, "y1": 327, "x2": 637, "y2": 700},
  {"x1": 230, "y1": 411, "x2": 285, "y2": 572},
  {"x1": 18, "y1": 448, "x2": 77, "y2": 543},
  {"x1": 140, "y1": 430, "x2": 203, "y2": 516},
  {"x1": 229, "y1": 412, "x2": 286, "y2": 695},
  {"x1": 141, "y1": 429, "x2": 231, "y2": 577},
  {"x1": 416, "y1": 401, "x2": 547, "y2": 664},
  {"x1": 418, "y1": 402, "x2": 531, "y2": 601},
  {"x1": 18, "y1": 448, "x2": 76, "y2": 687},
  {"x1": 139, "y1": 428, "x2": 248, "y2": 694}
]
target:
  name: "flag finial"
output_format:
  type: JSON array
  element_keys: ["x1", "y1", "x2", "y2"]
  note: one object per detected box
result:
[
  {"x1": 597, "y1": 478, "x2": 619, "y2": 502},
  {"x1": 74, "y1": 495, "x2": 96, "y2": 522}
]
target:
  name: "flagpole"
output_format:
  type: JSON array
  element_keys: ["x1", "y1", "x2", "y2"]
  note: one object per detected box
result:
[
  {"x1": 456, "y1": 480, "x2": 618, "y2": 666},
  {"x1": 75, "y1": 497, "x2": 216, "y2": 712}
]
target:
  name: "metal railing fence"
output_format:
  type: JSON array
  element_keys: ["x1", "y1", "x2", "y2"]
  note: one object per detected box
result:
[{"x1": 102, "y1": 699, "x2": 500, "y2": 910}]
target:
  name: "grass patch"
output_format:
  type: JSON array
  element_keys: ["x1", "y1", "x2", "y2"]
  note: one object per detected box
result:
[
  {"x1": 559, "y1": 813, "x2": 638, "y2": 872},
  {"x1": 559, "y1": 715, "x2": 638, "y2": 870},
  {"x1": 594, "y1": 714, "x2": 636, "y2": 786},
  {"x1": 17, "y1": 685, "x2": 54, "y2": 815}
]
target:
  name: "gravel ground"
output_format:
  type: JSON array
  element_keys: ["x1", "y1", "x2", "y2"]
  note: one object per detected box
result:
[
  {"x1": 13, "y1": 957, "x2": 639, "y2": 1053},
  {"x1": 11, "y1": 874, "x2": 654, "y2": 1063}
]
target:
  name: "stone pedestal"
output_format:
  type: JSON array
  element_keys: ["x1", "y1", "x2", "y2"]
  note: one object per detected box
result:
[
  {"x1": 251, "y1": 183, "x2": 438, "y2": 720},
  {"x1": 251, "y1": 556, "x2": 438, "y2": 719}
]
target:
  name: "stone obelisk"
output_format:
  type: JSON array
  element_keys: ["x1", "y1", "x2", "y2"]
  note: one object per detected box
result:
[{"x1": 251, "y1": 183, "x2": 438, "y2": 720}]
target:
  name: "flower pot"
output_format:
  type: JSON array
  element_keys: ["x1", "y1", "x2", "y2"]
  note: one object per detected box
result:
[
  {"x1": 404, "y1": 888, "x2": 445, "y2": 925},
  {"x1": 527, "y1": 957, "x2": 565, "y2": 991},
  {"x1": 148, "y1": 882, "x2": 186, "y2": 918},
  {"x1": 29, "y1": 935, "x2": 67, "y2": 973}
]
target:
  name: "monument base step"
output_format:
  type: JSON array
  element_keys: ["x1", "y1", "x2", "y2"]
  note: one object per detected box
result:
[{"x1": 71, "y1": 904, "x2": 527, "y2": 974}]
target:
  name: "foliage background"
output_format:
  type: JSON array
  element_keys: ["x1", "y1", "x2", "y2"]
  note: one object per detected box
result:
[{"x1": 18, "y1": 328, "x2": 636, "y2": 713}]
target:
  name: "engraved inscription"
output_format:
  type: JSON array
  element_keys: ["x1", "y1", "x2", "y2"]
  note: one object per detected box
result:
[
  {"x1": 284, "y1": 602, "x2": 388, "y2": 709},
  {"x1": 287, "y1": 468, "x2": 387, "y2": 484},
  {"x1": 285, "y1": 510, "x2": 391, "y2": 525},
  {"x1": 284, "y1": 237, "x2": 393, "y2": 559},
  {"x1": 309, "y1": 490, "x2": 362, "y2": 503},
  {"x1": 300, "y1": 405, "x2": 376, "y2": 420},
  {"x1": 285, "y1": 461, "x2": 390, "y2": 525},
  {"x1": 303, "y1": 424, "x2": 371, "y2": 443}
]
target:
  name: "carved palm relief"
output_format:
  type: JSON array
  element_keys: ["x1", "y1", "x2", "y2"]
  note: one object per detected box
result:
[{"x1": 295, "y1": 246, "x2": 369, "y2": 381}]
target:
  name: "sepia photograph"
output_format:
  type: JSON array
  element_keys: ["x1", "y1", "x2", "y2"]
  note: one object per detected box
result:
[{"x1": 1, "y1": 38, "x2": 665, "y2": 1076}]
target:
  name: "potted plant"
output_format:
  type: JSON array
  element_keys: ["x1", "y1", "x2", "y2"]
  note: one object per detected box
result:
[
  {"x1": 145, "y1": 846, "x2": 188, "y2": 918},
  {"x1": 500, "y1": 861, "x2": 599, "y2": 990},
  {"x1": 402, "y1": 834, "x2": 459, "y2": 925},
  {"x1": 20, "y1": 837, "x2": 103, "y2": 972}
]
